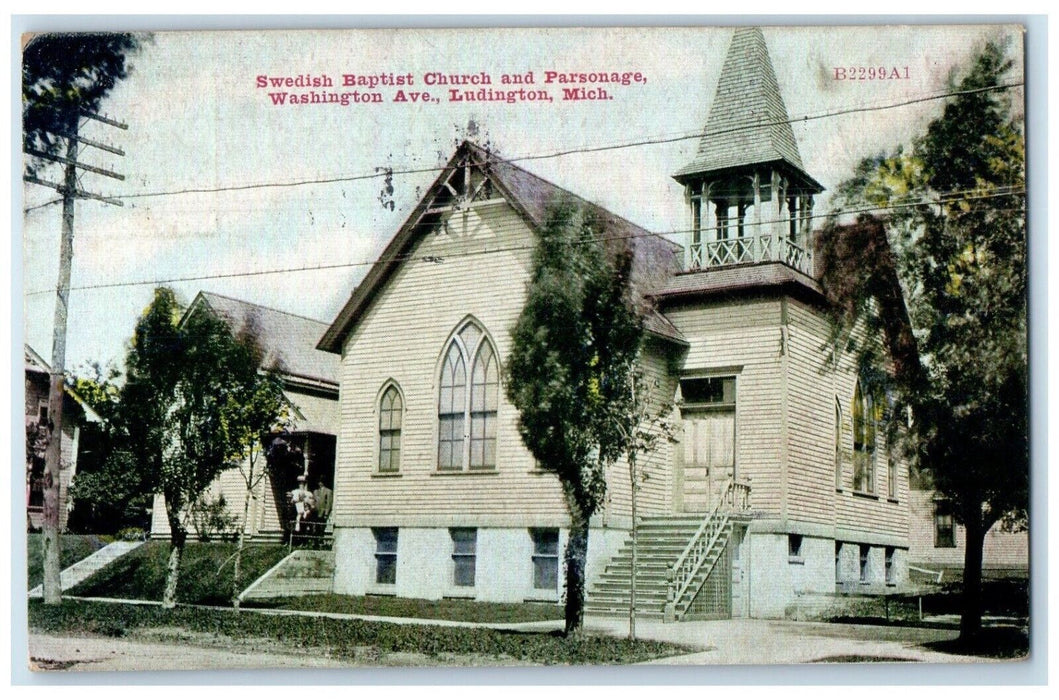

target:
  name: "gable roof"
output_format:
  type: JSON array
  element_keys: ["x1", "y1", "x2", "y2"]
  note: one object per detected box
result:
[
  {"x1": 24, "y1": 344, "x2": 102, "y2": 423},
  {"x1": 24, "y1": 344, "x2": 50, "y2": 375},
  {"x1": 189, "y1": 292, "x2": 339, "y2": 388},
  {"x1": 318, "y1": 141, "x2": 686, "y2": 353},
  {"x1": 673, "y1": 27, "x2": 821, "y2": 192}
]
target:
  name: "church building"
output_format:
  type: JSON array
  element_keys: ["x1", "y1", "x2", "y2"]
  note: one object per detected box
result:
[{"x1": 319, "y1": 27, "x2": 909, "y2": 620}]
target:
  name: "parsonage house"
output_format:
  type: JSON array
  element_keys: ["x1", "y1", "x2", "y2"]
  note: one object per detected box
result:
[
  {"x1": 150, "y1": 291, "x2": 341, "y2": 543},
  {"x1": 316, "y1": 27, "x2": 911, "y2": 620},
  {"x1": 25, "y1": 345, "x2": 101, "y2": 532}
]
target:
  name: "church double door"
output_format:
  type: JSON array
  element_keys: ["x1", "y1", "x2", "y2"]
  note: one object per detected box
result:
[{"x1": 677, "y1": 410, "x2": 735, "y2": 514}]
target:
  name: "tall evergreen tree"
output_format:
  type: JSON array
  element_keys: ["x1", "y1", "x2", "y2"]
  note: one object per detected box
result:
[{"x1": 506, "y1": 199, "x2": 644, "y2": 636}]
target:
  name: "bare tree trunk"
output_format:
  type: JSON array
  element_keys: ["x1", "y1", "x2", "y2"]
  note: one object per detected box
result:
[
  {"x1": 628, "y1": 455, "x2": 637, "y2": 641},
  {"x1": 232, "y1": 482, "x2": 253, "y2": 610},
  {"x1": 163, "y1": 523, "x2": 187, "y2": 609},
  {"x1": 564, "y1": 511, "x2": 590, "y2": 637},
  {"x1": 960, "y1": 511, "x2": 987, "y2": 643}
]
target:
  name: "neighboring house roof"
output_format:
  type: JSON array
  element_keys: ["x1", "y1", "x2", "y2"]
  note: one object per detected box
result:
[
  {"x1": 24, "y1": 344, "x2": 50, "y2": 375},
  {"x1": 23, "y1": 345, "x2": 102, "y2": 423},
  {"x1": 673, "y1": 27, "x2": 822, "y2": 193},
  {"x1": 319, "y1": 140, "x2": 687, "y2": 352},
  {"x1": 188, "y1": 292, "x2": 340, "y2": 388}
]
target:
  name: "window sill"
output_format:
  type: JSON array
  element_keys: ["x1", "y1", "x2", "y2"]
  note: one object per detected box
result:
[
  {"x1": 886, "y1": 498, "x2": 899, "y2": 504},
  {"x1": 366, "y1": 587, "x2": 397, "y2": 596},
  {"x1": 851, "y1": 491, "x2": 879, "y2": 500},
  {"x1": 371, "y1": 472, "x2": 403, "y2": 478},
  {"x1": 788, "y1": 556, "x2": 805, "y2": 565},
  {"x1": 432, "y1": 469, "x2": 499, "y2": 476},
  {"x1": 526, "y1": 594, "x2": 560, "y2": 603},
  {"x1": 443, "y1": 590, "x2": 477, "y2": 600},
  {"x1": 528, "y1": 469, "x2": 555, "y2": 476}
]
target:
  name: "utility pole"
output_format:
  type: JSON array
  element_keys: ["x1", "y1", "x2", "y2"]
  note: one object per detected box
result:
[{"x1": 24, "y1": 110, "x2": 126, "y2": 605}]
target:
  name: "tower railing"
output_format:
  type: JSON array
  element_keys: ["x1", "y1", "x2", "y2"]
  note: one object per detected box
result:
[{"x1": 687, "y1": 233, "x2": 813, "y2": 277}]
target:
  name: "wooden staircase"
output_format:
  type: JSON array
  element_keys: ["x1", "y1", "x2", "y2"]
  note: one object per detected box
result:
[
  {"x1": 585, "y1": 479, "x2": 750, "y2": 623},
  {"x1": 585, "y1": 516, "x2": 712, "y2": 620}
]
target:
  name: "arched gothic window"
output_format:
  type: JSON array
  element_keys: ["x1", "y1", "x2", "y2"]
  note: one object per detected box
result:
[
  {"x1": 438, "y1": 320, "x2": 499, "y2": 471},
  {"x1": 378, "y1": 384, "x2": 403, "y2": 473},
  {"x1": 835, "y1": 398, "x2": 843, "y2": 490},
  {"x1": 852, "y1": 380, "x2": 878, "y2": 494}
]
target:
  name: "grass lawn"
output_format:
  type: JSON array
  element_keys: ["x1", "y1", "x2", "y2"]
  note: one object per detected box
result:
[
  {"x1": 819, "y1": 577, "x2": 1029, "y2": 658},
  {"x1": 67, "y1": 541, "x2": 289, "y2": 606},
  {"x1": 245, "y1": 593, "x2": 561, "y2": 624},
  {"x1": 29, "y1": 599, "x2": 688, "y2": 665},
  {"x1": 26, "y1": 534, "x2": 109, "y2": 590}
]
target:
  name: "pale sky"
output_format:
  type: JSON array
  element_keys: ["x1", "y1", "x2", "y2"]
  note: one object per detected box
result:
[{"x1": 20, "y1": 24, "x2": 1024, "y2": 374}]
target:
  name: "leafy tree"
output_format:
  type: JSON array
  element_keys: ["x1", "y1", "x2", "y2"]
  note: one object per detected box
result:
[
  {"x1": 506, "y1": 199, "x2": 645, "y2": 636},
  {"x1": 22, "y1": 32, "x2": 143, "y2": 175},
  {"x1": 105, "y1": 288, "x2": 286, "y2": 608},
  {"x1": 819, "y1": 41, "x2": 1027, "y2": 642},
  {"x1": 66, "y1": 363, "x2": 153, "y2": 535},
  {"x1": 223, "y1": 313, "x2": 290, "y2": 609}
]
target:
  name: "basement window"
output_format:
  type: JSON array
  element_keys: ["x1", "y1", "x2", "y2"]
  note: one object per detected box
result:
[
  {"x1": 531, "y1": 529, "x2": 560, "y2": 590},
  {"x1": 373, "y1": 527, "x2": 398, "y2": 585},
  {"x1": 451, "y1": 528, "x2": 477, "y2": 587},
  {"x1": 788, "y1": 534, "x2": 804, "y2": 563}
]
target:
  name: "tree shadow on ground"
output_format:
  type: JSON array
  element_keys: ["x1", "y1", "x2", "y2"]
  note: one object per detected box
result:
[{"x1": 920, "y1": 627, "x2": 1028, "y2": 659}]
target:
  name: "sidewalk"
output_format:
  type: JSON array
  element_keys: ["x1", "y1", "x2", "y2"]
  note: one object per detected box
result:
[
  {"x1": 56, "y1": 596, "x2": 989, "y2": 664},
  {"x1": 584, "y1": 616, "x2": 988, "y2": 664}
]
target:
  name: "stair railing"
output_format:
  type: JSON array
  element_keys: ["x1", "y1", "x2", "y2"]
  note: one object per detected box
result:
[{"x1": 664, "y1": 478, "x2": 751, "y2": 621}]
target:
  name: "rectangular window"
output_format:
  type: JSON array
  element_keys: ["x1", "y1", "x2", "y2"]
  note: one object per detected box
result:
[
  {"x1": 885, "y1": 547, "x2": 895, "y2": 585},
  {"x1": 531, "y1": 529, "x2": 560, "y2": 590},
  {"x1": 934, "y1": 502, "x2": 956, "y2": 548},
  {"x1": 451, "y1": 528, "x2": 477, "y2": 587},
  {"x1": 788, "y1": 534, "x2": 804, "y2": 562},
  {"x1": 681, "y1": 376, "x2": 736, "y2": 407},
  {"x1": 373, "y1": 527, "x2": 398, "y2": 585},
  {"x1": 859, "y1": 544, "x2": 870, "y2": 583},
  {"x1": 835, "y1": 541, "x2": 843, "y2": 584},
  {"x1": 887, "y1": 455, "x2": 897, "y2": 500}
]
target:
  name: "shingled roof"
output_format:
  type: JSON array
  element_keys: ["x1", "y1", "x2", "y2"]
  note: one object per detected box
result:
[
  {"x1": 190, "y1": 292, "x2": 339, "y2": 388},
  {"x1": 673, "y1": 27, "x2": 820, "y2": 191},
  {"x1": 319, "y1": 141, "x2": 686, "y2": 352}
]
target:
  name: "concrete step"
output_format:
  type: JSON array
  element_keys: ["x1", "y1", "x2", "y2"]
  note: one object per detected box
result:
[
  {"x1": 28, "y1": 540, "x2": 145, "y2": 598},
  {"x1": 238, "y1": 549, "x2": 335, "y2": 601}
]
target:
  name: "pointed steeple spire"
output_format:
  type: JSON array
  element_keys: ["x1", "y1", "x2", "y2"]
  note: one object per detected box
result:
[{"x1": 674, "y1": 27, "x2": 819, "y2": 190}]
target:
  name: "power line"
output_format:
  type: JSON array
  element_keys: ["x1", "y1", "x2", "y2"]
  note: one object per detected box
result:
[
  {"x1": 22, "y1": 80, "x2": 1023, "y2": 211},
  {"x1": 22, "y1": 186, "x2": 1025, "y2": 297}
]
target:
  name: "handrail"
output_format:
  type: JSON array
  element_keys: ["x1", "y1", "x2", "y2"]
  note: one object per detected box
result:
[{"x1": 665, "y1": 478, "x2": 752, "y2": 621}]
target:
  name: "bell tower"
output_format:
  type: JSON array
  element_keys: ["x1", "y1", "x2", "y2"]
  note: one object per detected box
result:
[{"x1": 674, "y1": 27, "x2": 823, "y2": 276}]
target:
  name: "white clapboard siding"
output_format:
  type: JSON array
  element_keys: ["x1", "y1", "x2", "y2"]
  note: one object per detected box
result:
[
  {"x1": 333, "y1": 200, "x2": 572, "y2": 525},
  {"x1": 663, "y1": 296, "x2": 785, "y2": 516},
  {"x1": 786, "y1": 298, "x2": 909, "y2": 538},
  {"x1": 599, "y1": 341, "x2": 679, "y2": 520},
  {"x1": 907, "y1": 489, "x2": 1028, "y2": 569}
]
